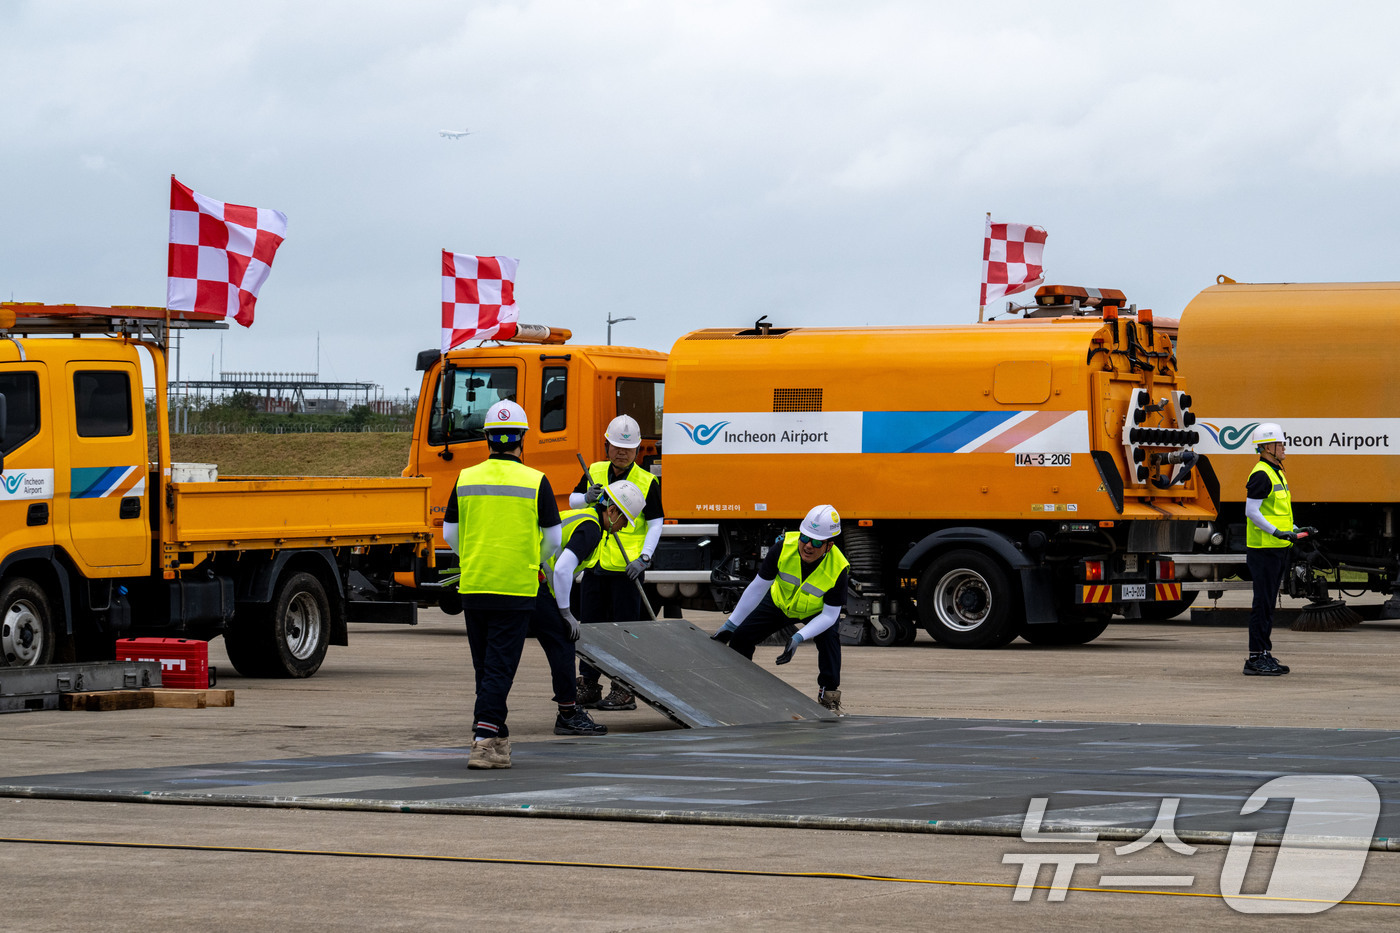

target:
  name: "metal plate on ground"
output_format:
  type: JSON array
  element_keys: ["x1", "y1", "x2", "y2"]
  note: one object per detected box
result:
[
  {"x1": 575, "y1": 619, "x2": 835, "y2": 728},
  {"x1": 0, "y1": 661, "x2": 163, "y2": 713}
]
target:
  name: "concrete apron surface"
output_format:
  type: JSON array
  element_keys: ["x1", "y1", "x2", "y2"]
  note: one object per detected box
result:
[{"x1": 3, "y1": 714, "x2": 1398, "y2": 851}]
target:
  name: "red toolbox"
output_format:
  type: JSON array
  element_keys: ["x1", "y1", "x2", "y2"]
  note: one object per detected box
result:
[{"x1": 115, "y1": 638, "x2": 215, "y2": 689}]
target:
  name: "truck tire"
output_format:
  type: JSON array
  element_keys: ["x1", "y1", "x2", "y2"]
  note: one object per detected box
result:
[
  {"x1": 227, "y1": 572, "x2": 331, "y2": 678},
  {"x1": 917, "y1": 550, "x2": 1022, "y2": 648},
  {"x1": 0, "y1": 577, "x2": 56, "y2": 667},
  {"x1": 1020, "y1": 617, "x2": 1111, "y2": 646}
]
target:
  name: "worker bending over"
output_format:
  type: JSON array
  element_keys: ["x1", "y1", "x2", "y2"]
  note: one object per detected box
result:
[
  {"x1": 569, "y1": 414, "x2": 663, "y2": 711},
  {"x1": 539, "y1": 480, "x2": 647, "y2": 731},
  {"x1": 443, "y1": 401, "x2": 563, "y2": 770},
  {"x1": 712, "y1": 505, "x2": 848, "y2": 713}
]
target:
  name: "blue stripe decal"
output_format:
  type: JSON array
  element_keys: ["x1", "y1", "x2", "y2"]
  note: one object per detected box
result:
[
  {"x1": 862, "y1": 411, "x2": 1019, "y2": 454},
  {"x1": 71, "y1": 466, "x2": 125, "y2": 498}
]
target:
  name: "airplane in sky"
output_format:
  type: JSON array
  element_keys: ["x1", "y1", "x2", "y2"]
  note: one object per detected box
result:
[{"x1": 439, "y1": 129, "x2": 473, "y2": 139}]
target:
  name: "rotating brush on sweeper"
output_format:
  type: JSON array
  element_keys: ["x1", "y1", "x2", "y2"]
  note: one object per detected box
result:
[{"x1": 1287, "y1": 530, "x2": 1365, "y2": 631}]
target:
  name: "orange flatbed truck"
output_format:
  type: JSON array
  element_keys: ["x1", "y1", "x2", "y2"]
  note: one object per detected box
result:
[{"x1": 0, "y1": 303, "x2": 434, "y2": 676}]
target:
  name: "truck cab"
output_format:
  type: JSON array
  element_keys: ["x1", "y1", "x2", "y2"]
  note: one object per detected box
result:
[{"x1": 404, "y1": 329, "x2": 668, "y2": 575}]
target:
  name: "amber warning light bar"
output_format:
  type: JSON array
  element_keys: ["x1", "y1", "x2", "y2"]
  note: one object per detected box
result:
[{"x1": 507, "y1": 323, "x2": 571, "y2": 345}]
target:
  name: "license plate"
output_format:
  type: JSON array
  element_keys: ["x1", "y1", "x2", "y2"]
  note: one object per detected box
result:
[{"x1": 1121, "y1": 583, "x2": 1146, "y2": 601}]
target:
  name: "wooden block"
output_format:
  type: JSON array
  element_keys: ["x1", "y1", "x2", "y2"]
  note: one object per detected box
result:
[
  {"x1": 59, "y1": 690, "x2": 156, "y2": 711},
  {"x1": 150, "y1": 689, "x2": 235, "y2": 708}
]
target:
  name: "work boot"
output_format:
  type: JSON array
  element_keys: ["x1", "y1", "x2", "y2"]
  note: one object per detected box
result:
[
  {"x1": 467, "y1": 736, "x2": 512, "y2": 769},
  {"x1": 596, "y1": 683, "x2": 636, "y2": 711},
  {"x1": 818, "y1": 688, "x2": 843, "y2": 715},
  {"x1": 554, "y1": 708, "x2": 609, "y2": 736},
  {"x1": 1243, "y1": 655, "x2": 1285, "y2": 677},
  {"x1": 576, "y1": 676, "x2": 603, "y2": 708}
]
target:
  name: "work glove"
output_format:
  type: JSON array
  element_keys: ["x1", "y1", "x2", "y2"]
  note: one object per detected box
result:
[
  {"x1": 583, "y1": 483, "x2": 604, "y2": 504},
  {"x1": 775, "y1": 632, "x2": 804, "y2": 665},
  {"x1": 1272, "y1": 529, "x2": 1298, "y2": 543},
  {"x1": 711, "y1": 619, "x2": 739, "y2": 644},
  {"x1": 560, "y1": 607, "x2": 582, "y2": 642},
  {"x1": 625, "y1": 555, "x2": 651, "y2": 581}
]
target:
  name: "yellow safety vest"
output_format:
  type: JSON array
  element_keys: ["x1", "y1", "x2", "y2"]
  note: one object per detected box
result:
[
  {"x1": 588, "y1": 461, "x2": 658, "y2": 571},
  {"x1": 769, "y1": 532, "x2": 850, "y2": 619},
  {"x1": 455, "y1": 458, "x2": 546, "y2": 597},
  {"x1": 1246, "y1": 460, "x2": 1293, "y2": 549},
  {"x1": 544, "y1": 508, "x2": 603, "y2": 596}
]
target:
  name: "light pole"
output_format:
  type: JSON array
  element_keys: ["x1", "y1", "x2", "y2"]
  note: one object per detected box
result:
[{"x1": 607, "y1": 314, "x2": 636, "y2": 345}]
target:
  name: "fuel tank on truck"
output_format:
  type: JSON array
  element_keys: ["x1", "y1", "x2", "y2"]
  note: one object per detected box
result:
[
  {"x1": 1178, "y1": 280, "x2": 1400, "y2": 505},
  {"x1": 660, "y1": 316, "x2": 1214, "y2": 525}
]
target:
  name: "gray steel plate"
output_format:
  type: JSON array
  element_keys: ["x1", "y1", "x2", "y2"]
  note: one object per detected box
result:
[
  {"x1": 4, "y1": 717, "x2": 1400, "y2": 845},
  {"x1": 574, "y1": 619, "x2": 834, "y2": 728}
]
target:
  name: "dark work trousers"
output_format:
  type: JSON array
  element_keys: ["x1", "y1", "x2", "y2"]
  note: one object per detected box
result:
[
  {"x1": 578, "y1": 569, "x2": 645, "y2": 683},
  {"x1": 462, "y1": 595, "x2": 532, "y2": 739},
  {"x1": 530, "y1": 583, "x2": 579, "y2": 705},
  {"x1": 1246, "y1": 546, "x2": 1291, "y2": 654},
  {"x1": 726, "y1": 593, "x2": 842, "y2": 690}
]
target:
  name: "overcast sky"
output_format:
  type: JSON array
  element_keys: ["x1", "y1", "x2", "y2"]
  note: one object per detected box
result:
[{"x1": 3, "y1": 1, "x2": 1397, "y2": 396}]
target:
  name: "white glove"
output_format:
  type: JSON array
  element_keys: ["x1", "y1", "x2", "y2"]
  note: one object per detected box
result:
[{"x1": 560, "y1": 607, "x2": 582, "y2": 642}]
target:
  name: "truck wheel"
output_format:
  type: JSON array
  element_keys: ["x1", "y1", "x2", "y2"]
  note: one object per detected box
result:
[
  {"x1": 1134, "y1": 591, "x2": 1199, "y2": 622},
  {"x1": 1020, "y1": 617, "x2": 1111, "y2": 646},
  {"x1": 917, "y1": 550, "x2": 1021, "y2": 648},
  {"x1": 228, "y1": 572, "x2": 332, "y2": 678},
  {"x1": 0, "y1": 577, "x2": 56, "y2": 667}
]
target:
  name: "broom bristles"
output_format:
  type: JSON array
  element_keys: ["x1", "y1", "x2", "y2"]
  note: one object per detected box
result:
[{"x1": 1291, "y1": 600, "x2": 1364, "y2": 632}]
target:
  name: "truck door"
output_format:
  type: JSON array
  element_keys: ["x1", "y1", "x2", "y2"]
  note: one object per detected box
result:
[
  {"x1": 64, "y1": 363, "x2": 149, "y2": 570},
  {"x1": 425, "y1": 360, "x2": 524, "y2": 520},
  {"x1": 0, "y1": 363, "x2": 56, "y2": 559},
  {"x1": 527, "y1": 360, "x2": 579, "y2": 509}
]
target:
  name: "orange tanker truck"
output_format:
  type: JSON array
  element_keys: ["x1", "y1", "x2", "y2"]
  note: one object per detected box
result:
[
  {"x1": 654, "y1": 297, "x2": 1218, "y2": 648},
  {"x1": 1173, "y1": 279, "x2": 1400, "y2": 619}
]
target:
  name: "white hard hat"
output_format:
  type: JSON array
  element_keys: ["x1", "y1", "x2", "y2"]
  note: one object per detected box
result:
[
  {"x1": 605, "y1": 414, "x2": 642, "y2": 449},
  {"x1": 800, "y1": 504, "x2": 841, "y2": 541},
  {"x1": 484, "y1": 400, "x2": 529, "y2": 438},
  {"x1": 1252, "y1": 423, "x2": 1285, "y2": 447},
  {"x1": 601, "y1": 479, "x2": 645, "y2": 524}
]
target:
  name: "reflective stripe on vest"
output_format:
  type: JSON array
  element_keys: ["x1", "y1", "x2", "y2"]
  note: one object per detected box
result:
[
  {"x1": 768, "y1": 531, "x2": 850, "y2": 620},
  {"x1": 545, "y1": 508, "x2": 603, "y2": 595},
  {"x1": 455, "y1": 458, "x2": 545, "y2": 596},
  {"x1": 1246, "y1": 460, "x2": 1293, "y2": 549},
  {"x1": 589, "y1": 461, "x2": 657, "y2": 571}
]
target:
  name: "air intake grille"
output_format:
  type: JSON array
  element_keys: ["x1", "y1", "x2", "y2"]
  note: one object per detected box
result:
[{"x1": 773, "y1": 388, "x2": 822, "y2": 412}]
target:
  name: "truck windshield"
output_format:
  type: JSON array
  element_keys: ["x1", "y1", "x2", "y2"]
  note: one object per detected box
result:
[
  {"x1": 617, "y1": 378, "x2": 663, "y2": 438},
  {"x1": 428, "y1": 366, "x2": 519, "y2": 445}
]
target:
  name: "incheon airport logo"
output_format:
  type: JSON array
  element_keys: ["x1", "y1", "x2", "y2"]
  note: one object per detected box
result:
[
  {"x1": 1200, "y1": 421, "x2": 1259, "y2": 450},
  {"x1": 1, "y1": 472, "x2": 25, "y2": 495},
  {"x1": 677, "y1": 421, "x2": 730, "y2": 446}
]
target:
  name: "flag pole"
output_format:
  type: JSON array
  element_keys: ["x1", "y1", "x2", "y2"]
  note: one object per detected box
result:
[{"x1": 978, "y1": 212, "x2": 990, "y2": 323}]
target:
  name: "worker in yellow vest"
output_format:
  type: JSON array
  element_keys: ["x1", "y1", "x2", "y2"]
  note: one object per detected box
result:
[
  {"x1": 1243, "y1": 423, "x2": 1297, "y2": 676},
  {"x1": 569, "y1": 414, "x2": 663, "y2": 711},
  {"x1": 537, "y1": 479, "x2": 647, "y2": 730},
  {"x1": 442, "y1": 400, "x2": 563, "y2": 769},
  {"x1": 712, "y1": 505, "x2": 849, "y2": 713}
]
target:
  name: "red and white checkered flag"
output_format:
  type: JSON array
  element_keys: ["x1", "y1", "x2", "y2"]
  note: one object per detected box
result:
[
  {"x1": 167, "y1": 176, "x2": 287, "y2": 327},
  {"x1": 442, "y1": 250, "x2": 519, "y2": 351},
  {"x1": 980, "y1": 218, "x2": 1047, "y2": 307}
]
